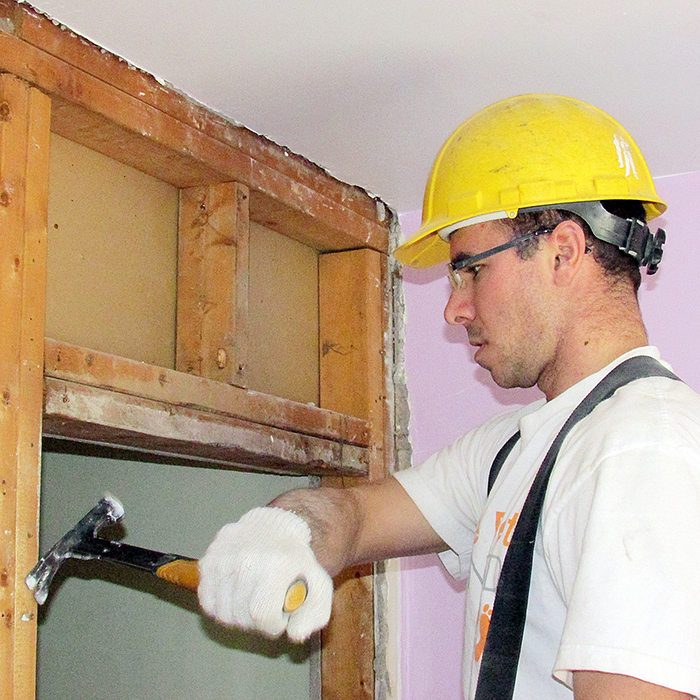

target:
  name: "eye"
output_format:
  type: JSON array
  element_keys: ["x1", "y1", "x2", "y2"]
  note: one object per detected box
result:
[
  {"x1": 465, "y1": 264, "x2": 482, "y2": 279},
  {"x1": 447, "y1": 263, "x2": 483, "y2": 290}
]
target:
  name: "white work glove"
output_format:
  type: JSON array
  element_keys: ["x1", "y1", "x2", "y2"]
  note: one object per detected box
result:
[{"x1": 198, "y1": 507, "x2": 333, "y2": 641}]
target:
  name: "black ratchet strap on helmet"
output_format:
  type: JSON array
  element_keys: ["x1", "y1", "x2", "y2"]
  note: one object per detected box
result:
[{"x1": 522, "y1": 201, "x2": 666, "y2": 274}]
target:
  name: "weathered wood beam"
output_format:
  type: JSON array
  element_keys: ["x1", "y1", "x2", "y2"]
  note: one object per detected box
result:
[
  {"x1": 0, "y1": 30, "x2": 390, "y2": 254},
  {"x1": 43, "y1": 378, "x2": 368, "y2": 477},
  {"x1": 3, "y1": 0, "x2": 383, "y2": 227},
  {"x1": 318, "y1": 249, "x2": 392, "y2": 700},
  {"x1": 177, "y1": 182, "x2": 250, "y2": 386},
  {"x1": 44, "y1": 340, "x2": 370, "y2": 447},
  {"x1": 320, "y1": 249, "x2": 390, "y2": 478},
  {"x1": 0, "y1": 74, "x2": 51, "y2": 700}
]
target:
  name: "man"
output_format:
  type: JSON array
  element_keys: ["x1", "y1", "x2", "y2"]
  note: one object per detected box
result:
[{"x1": 198, "y1": 95, "x2": 700, "y2": 699}]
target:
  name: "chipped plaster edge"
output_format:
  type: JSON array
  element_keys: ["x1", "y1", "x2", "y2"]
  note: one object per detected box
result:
[{"x1": 373, "y1": 208, "x2": 412, "y2": 700}]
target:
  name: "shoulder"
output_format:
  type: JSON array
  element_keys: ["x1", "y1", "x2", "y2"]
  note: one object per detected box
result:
[
  {"x1": 402, "y1": 400, "x2": 539, "y2": 503},
  {"x1": 444, "y1": 400, "x2": 539, "y2": 470},
  {"x1": 583, "y1": 374, "x2": 700, "y2": 449},
  {"x1": 545, "y1": 373, "x2": 700, "y2": 519}
]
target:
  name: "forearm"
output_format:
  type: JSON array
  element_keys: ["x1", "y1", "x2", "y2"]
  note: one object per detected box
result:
[
  {"x1": 573, "y1": 671, "x2": 692, "y2": 700},
  {"x1": 269, "y1": 476, "x2": 447, "y2": 577},
  {"x1": 199, "y1": 475, "x2": 445, "y2": 639}
]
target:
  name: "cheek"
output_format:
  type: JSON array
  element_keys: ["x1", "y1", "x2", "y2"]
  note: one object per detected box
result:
[
  {"x1": 482, "y1": 280, "x2": 542, "y2": 339},
  {"x1": 508, "y1": 281, "x2": 553, "y2": 343},
  {"x1": 478, "y1": 280, "x2": 521, "y2": 323}
]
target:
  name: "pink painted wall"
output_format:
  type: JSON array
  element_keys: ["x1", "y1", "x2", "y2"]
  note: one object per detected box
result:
[{"x1": 398, "y1": 171, "x2": 700, "y2": 699}]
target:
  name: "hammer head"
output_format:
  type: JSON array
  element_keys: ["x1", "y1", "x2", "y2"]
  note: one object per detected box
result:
[{"x1": 26, "y1": 495, "x2": 125, "y2": 605}]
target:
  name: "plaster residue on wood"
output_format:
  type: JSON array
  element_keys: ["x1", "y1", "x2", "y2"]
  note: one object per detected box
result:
[
  {"x1": 389, "y1": 211, "x2": 413, "y2": 474},
  {"x1": 373, "y1": 209, "x2": 411, "y2": 700}
]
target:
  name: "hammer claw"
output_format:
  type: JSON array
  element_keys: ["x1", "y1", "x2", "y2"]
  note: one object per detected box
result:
[{"x1": 26, "y1": 495, "x2": 125, "y2": 605}]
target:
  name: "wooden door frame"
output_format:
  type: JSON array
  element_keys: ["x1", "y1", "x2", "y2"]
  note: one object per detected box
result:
[{"x1": 0, "y1": 3, "x2": 398, "y2": 699}]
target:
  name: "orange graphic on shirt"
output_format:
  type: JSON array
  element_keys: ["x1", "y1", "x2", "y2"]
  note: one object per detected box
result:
[
  {"x1": 474, "y1": 510, "x2": 520, "y2": 663},
  {"x1": 475, "y1": 604, "x2": 493, "y2": 662},
  {"x1": 495, "y1": 510, "x2": 519, "y2": 547}
]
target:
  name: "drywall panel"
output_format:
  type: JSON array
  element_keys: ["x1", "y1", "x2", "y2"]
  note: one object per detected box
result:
[
  {"x1": 246, "y1": 221, "x2": 319, "y2": 404},
  {"x1": 46, "y1": 133, "x2": 179, "y2": 368},
  {"x1": 37, "y1": 448, "x2": 311, "y2": 700}
]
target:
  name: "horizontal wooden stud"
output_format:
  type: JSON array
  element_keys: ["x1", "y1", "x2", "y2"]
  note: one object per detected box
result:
[
  {"x1": 7, "y1": 0, "x2": 384, "y2": 227},
  {"x1": 0, "y1": 30, "x2": 390, "y2": 254},
  {"x1": 44, "y1": 339, "x2": 369, "y2": 447},
  {"x1": 43, "y1": 378, "x2": 368, "y2": 477}
]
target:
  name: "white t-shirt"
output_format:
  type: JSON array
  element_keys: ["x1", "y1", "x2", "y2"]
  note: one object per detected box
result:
[{"x1": 395, "y1": 347, "x2": 700, "y2": 699}]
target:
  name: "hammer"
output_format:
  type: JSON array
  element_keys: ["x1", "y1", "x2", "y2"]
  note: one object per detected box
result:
[{"x1": 26, "y1": 495, "x2": 308, "y2": 613}]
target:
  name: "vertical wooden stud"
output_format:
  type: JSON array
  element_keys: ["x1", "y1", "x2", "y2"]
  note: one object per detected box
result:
[
  {"x1": 0, "y1": 75, "x2": 51, "y2": 700},
  {"x1": 319, "y1": 248, "x2": 391, "y2": 700},
  {"x1": 176, "y1": 181, "x2": 249, "y2": 385}
]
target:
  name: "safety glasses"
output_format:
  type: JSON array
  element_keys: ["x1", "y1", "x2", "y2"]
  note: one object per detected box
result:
[{"x1": 447, "y1": 228, "x2": 555, "y2": 290}]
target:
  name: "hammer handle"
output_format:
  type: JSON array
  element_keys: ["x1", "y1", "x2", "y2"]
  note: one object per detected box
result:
[
  {"x1": 154, "y1": 558, "x2": 200, "y2": 590},
  {"x1": 155, "y1": 560, "x2": 308, "y2": 613},
  {"x1": 74, "y1": 538, "x2": 307, "y2": 613}
]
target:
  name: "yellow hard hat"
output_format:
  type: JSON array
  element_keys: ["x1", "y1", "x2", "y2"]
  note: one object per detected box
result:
[{"x1": 394, "y1": 94, "x2": 667, "y2": 268}]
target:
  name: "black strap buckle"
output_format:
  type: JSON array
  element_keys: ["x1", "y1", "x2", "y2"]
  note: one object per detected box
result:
[{"x1": 621, "y1": 218, "x2": 665, "y2": 274}]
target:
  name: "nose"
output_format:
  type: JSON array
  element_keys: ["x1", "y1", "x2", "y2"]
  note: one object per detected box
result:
[{"x1": 444, "y1": 285, "x2": 476, "y2": 326}]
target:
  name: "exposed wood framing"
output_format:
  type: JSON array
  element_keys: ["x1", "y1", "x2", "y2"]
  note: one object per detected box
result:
[
  {"x1": 0, "y1": 74, "x2": 50, "y2": 700},
  {"x1": 0, "y1": 3, "x2": 396, "y2": 699},
  {"x1": 318, "y1": 249, "x2": 391, "y2": 700},
  {"x1": 43, "y1": 339, "x2": 369, "y2": 450},
  {"x1": 1, "y1": 0, "x2": 382, "y2": 226},
  {"x1": 177, "y1": 182, "x2": 250, "y2": 386},
  {"x1": 42, "y1": 378, "x2": 367, "y2": 477}
]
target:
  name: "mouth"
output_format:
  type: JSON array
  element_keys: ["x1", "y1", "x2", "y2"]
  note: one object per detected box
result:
[
  {"x1": 467, "y1": 329, "x2": 484, "y2": 348},
  {"x1": 470, "y1": 339, "x2": 486, "y2": 363},
  {"x1": 467, "y1": 332, "x2": 487, "y2": 364}
]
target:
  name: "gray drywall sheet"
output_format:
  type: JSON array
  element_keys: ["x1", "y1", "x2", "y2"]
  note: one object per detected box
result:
[{"x1": 37, "y1": 448, "x2": 311, "y2": 700}]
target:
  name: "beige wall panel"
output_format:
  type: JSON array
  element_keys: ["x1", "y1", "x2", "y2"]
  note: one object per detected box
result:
[
  {"x1": 46, "y1": 133, "x2": 178, "y2": 367},
  {"x1": 246, "y1": 221, "x2": 319, "y2": 404}
]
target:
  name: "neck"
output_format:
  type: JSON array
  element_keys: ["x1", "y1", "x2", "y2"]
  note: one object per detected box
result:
[{"x1": 537, "y1": 285, "x2": 648, "y2": 401}]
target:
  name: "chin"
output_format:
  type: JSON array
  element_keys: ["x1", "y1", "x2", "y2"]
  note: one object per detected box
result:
[
  {"x1": 487, "y1": 361, "x2": 539, "y2": 391},
  {"x1": 490, "y1": 373, "x2": 520, "y2": 390}
]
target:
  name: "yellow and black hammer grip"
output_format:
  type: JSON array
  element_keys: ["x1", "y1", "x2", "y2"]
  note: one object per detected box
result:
[{"x1": 155, "y1": 557, "x2": 308, "y2": 613}]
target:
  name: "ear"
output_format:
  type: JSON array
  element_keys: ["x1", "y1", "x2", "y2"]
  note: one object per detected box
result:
[{"x1": 547, "y1": 220, "x2": 588, "y2": 286}]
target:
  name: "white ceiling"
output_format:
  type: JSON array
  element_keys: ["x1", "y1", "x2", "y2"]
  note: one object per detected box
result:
[{"x1": 25, "y1": 0, "x2": 700, "y2": 214}]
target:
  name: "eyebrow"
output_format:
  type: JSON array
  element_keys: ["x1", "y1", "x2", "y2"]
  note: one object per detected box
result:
[
  {"x1": 450, "y1": 242, "x2": 515, "y2": 272},
  {"x1": 450, "y1": 251, "x2": 476, "y2": 266}
]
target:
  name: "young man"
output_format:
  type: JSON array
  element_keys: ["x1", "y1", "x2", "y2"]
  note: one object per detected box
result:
[{"x1": 198, "y1": 95, "x2": 700, "y2": 699}]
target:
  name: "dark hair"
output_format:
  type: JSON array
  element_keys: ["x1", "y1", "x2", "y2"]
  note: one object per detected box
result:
[{"x1": 500, "y1": 200, "x2": 645, "y2": 292}]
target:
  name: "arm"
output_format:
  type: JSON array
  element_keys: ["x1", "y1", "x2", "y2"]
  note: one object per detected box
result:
[
  {"x1": 198, "y1": 475, "x2": 445, "y2": 640},
  {"x1": 573, "y1": 671, "x2": 692, "y2": 700},
  {"x1": 269, "y1": 475, "x2": 448, "y2": 576}
]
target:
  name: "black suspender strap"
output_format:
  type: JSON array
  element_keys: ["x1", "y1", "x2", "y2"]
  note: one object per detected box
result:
[
  {"x1": 475, "y1": 355, "x2": 681, "y2": 700},
  {"x1": 487, "y1": 431, "x2": 520, "y2": 496}
]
